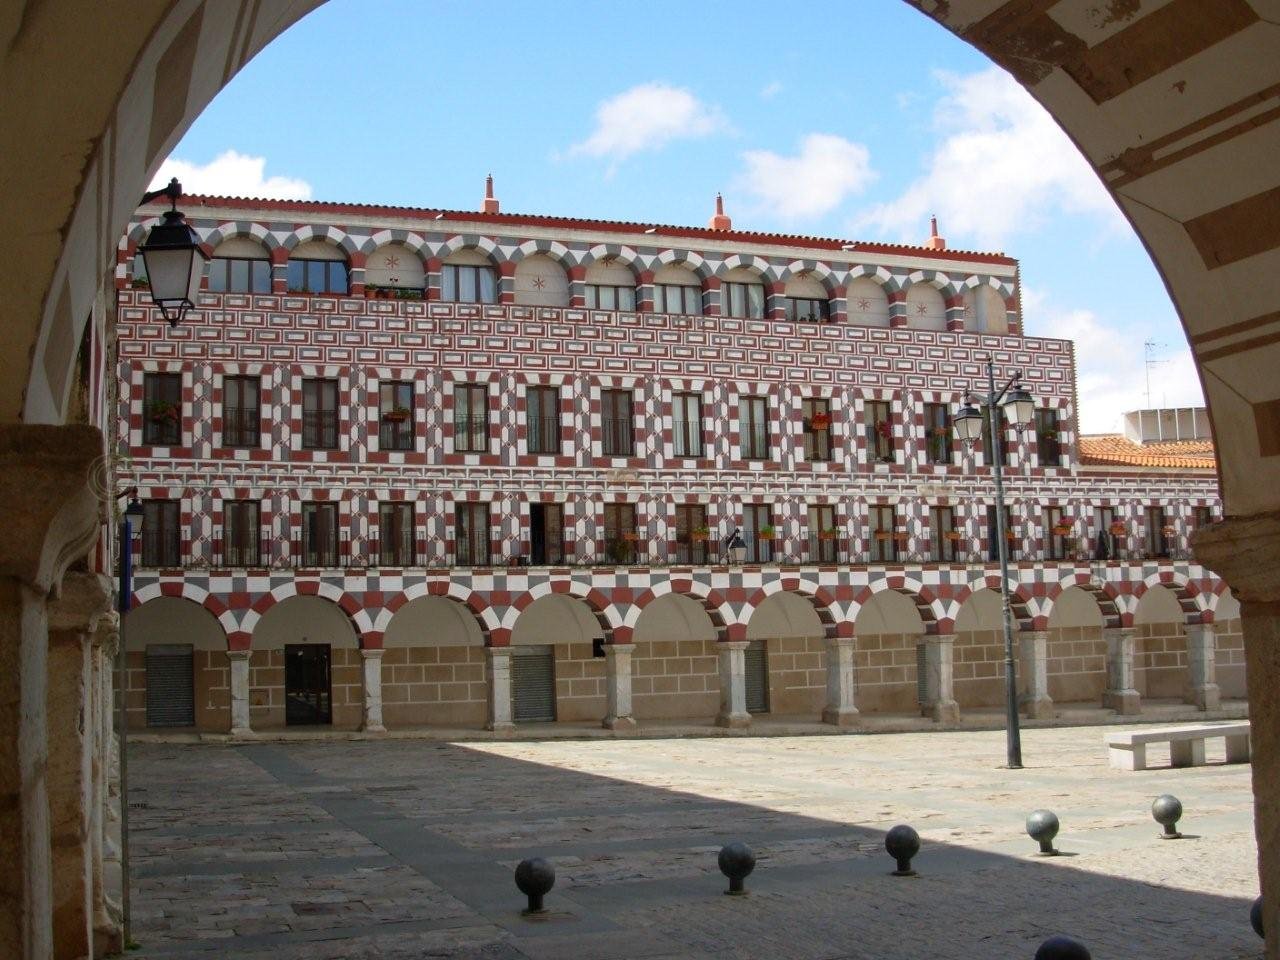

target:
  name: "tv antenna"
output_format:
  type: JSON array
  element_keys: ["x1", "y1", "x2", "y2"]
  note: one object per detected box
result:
[{"x1": 1144, "y1": 340, "x2": 1168, "y2": 408}]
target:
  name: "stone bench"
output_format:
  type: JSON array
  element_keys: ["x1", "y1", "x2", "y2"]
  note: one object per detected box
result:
[{"x1": 1105, "y1": 722, "x2": 1251, "y2": 771}]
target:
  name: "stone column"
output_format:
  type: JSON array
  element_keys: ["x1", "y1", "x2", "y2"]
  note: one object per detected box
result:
[
  {"x1": 1019, "y1": 630, "x2": 1054, "y2": 719},
  {"x1": 360, "y1": 648, "x2": 386, "y2": 732},
  {"x1": 1102, "y1": 627, "x2": 1141, "y2": 715},
  {"x1": 822, "y1": 636, "x2": 859, "y2": 727},
  {"x1": 1184, "y1": 623, "x2": 1221, "y2": 711},
  {"x1": 919, "y1": 634, "x2": 960, "y2": 724},
  {"x1": 715, "y1": 640, "x2": 751, "y2": 729},
  {"x1": 485, "y1": 647, "x2": 515, "y2": 733},
  {"x1": 602, "y1": 643, "x2": 637, "y2": 730},
  {"x1": 91, "y1": 615, "x2": 122, "y2": 955},
  {"x1": 227, "y1": 650, "x2": 252, "y2": 736}
]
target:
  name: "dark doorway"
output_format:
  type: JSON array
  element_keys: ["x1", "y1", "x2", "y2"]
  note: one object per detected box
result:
[
  {"x1": 530, "y1": 503, "x2": 564, "y2": 565},
  {"x1": 285, "y1": 644, "x2": 331, "y2": 725}
]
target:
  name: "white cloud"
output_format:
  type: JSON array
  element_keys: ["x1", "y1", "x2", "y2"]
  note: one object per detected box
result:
[
  {"x1": 149, "y1": 150, "x2": 313, "y2": 200},
  {"x1": 760, "y1": 81, "x2": 782, "y2": 100},
  {"x1": 855, "y1": 67, "x2": 1124, "y2": 250},
  {"x1": 734, "y1": 134, "x2": 877, "y2": 220},
  {"x1": 1021, "y1": 288, "x2": 1204, "y2": 434},
  {"x1": 569, "y1": 83, "x2": 728, "y2": 166}
]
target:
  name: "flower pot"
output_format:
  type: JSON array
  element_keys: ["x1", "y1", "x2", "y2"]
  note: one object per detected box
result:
[{"x1": 383, "y1": 411, "x2": 409, "y2": 423}]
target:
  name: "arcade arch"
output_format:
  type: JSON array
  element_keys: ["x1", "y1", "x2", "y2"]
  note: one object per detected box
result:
[
  {"x1": 511, "y1": 594, "x2": 606, "y2": 722},
  {"x1": 631, "y1": 593, "x2": 719, "y2": 721},
  {"x1": 122, "y1": 597, "x2": 227, "y2": 731},
  {"x1": 746, "y1": 591, "x2": 828, "y2": 715},
  {"x1": 1044, "y1": 586, "x2": 1106, "y2": 704},
  {"x1": 852, "y1": 590, "x2": 926, "y2": 713},
  {"x1": 382, "y1": 596, "x2": 488, "y2": 727},
  {"x1": 251, "y1": 595, "x2": 361, "y2": 729},
  {"x1": 1132, "y1": 584, "x2": 1190, "y2": 701}
]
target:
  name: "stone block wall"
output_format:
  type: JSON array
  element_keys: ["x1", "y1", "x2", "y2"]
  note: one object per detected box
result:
[
  {"x1": 954, "y1": 628, "x2": 1008, "y2": 707},
  {"x1": 763, "y1": 635, "x2": 826, "y2": 715},
  {"x1": 631, "y1": 637, "x2": 719, "y2": 720},
  {"x1": 1217, "y1": 617, "x2": 1246, "y2": 698},
  {"x1": 194, "y1": 651, "x2": 230, "y2": 731},
  {"x1": 1135, "y1": 623, "x2": 1188, "y2": 699},
  {"x1": 1046, "y1": 626, "x2": 1107, "y2": 703},
  {"x1": 552, "y1": 640, "x2": 607, "y2": 722},
  {"x1": 380, "y1": 645, "x2": 487, "y2": 727},
  {"x1": 853, "y1": 632, "x2": 918, "y2": 713}
]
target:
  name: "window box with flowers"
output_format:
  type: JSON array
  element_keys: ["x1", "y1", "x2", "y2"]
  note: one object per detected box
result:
[
  {"x1": 758, "y1": 525, "x2": 778, "y2": 542},
  {"x1": 874, "y1": 530, "x2": 893, "y2": 541},
  {"x1": 818, "y1": 528, "x2": 839, "y2": 541},
  {"x1": 893, "y1": 531, "x2": 911, "y2": 542},
  {"x1": 690, "y1": 526, "x2": 711, "y2": 542},
  {"x1": 147, "y1": 400, "x2": 180, "y2": 424},
  {"x1": 1052, "y1": 522, "x2": 1073, "y2": 536},
  {"x1": 621, "y1": 531, "x2": 641, "y2": 542},
  {"x1": 1162, "y1": 525, "x2": 1177, "y2": 536},
  {"x1": 382, "y1": 405, "x2": 412, "y2": 423},
  {"x1": 943, "y1": 530, "x2": 964, "y2": 541},
  {"x1": 1109, "y1": 521, "x2": 1127, "y2": 536},
  {"x1": 808, "y1": 411, "x2": 831, "y2": 432}
]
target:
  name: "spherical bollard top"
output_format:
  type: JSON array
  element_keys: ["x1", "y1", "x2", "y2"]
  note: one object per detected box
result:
[
  {"x1": 1034, "y1": 935, "x2": 1092, "y2": 960},
  {"x1": 885, "y1": 823, "x2": 921, "y2": 876},
  {"x1": 514, "y1": 857, "x2": 555, "y2": 914},
  {"x1": 1252, "y1": 895, "x2": 1265, "y2": 939},
  {"x1": 1151, "y1": 794, "x2": 1183, "y2": 839},
  {"x1": 718, "y1": 841, "x2": 756, "y2": 895},
  {"x1": 1026, "y1": 809, "x2": 1061, "y2": 855}
]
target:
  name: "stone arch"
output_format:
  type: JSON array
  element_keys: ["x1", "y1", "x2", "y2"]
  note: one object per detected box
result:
[
  {"x1": 375, "y1": 579, "x2": 498, "y2": 641},
  {"x1": 1135, "y1": 569, "x2": 1205, "y2": 625},
  {"x1": 132, "y1": 579, "x2": 238, "y2": 638},
  {"x1": 280, "y1": 223, "x2": 359, "y2": 256},
  {"x1": 383, "y1": 594, "x2": 487, "y2": 647},
  {"x1": 380, "y1": 594, "x2": 489, "y2": 728},
  {"x1": 1132, "y1": 583, "x2": 1192, "y2": 701},
  {"x1": 626, "y1": 579, "x2": 729, "y2": 641},
  {"x1": 361, "y1": 228, "x2": 431, "y2": 258},
  {"x1": 846, "y1": 264, "x2": 900, "y2": 293},
  {"x1": 778, "y1": 260, "x2": 838, "y2": 296},
  {"x1": 715, "y1": 254, "x2": 777, "y2": 282},
  {"x1": 251, "y1": 593, "x2": 361, "y2": 649},
  {"x1": 244, "y1": 579, "x2": 373, "y2": 639},
  {"x1": 903, "y1": 272, "x2": 951, "y2": 331},
  {"x1": 580, "y1": 243, "x2": 642, "y2": 272},
  {"x1": 202, "y1": 220, "x2": 279, "y2": 252},
  {"x1": 744, "y1": 589, "x2": 832, "y2": 716},
  {"x1": 123, "y1": 594, "x2": 227, "y2": 652},
  {"x1": 630, "y1": 592, "x2": 721, "y2": 722},
  {"x1": 505, "y1": 580, "x2": 621, "y2": 640},
  {"x1": 903, "y1": 269, "x2": 960, "y2": 301},
  {"x1": 439, "y1": 233, "x2": 502, "y2": 267},
  {"x1": 1044, "y1": 585, "x2": 1108, "y2": 705},
  {"x1": 365, "y1": 240, "x2": 426, "y2": 289},
  {"x1": 854, "y1": 578, "x2": 940, "y2": 632},
  {"x1": 655, "y1": 248, "x2": 713, "y2": 281},
  {"x1": 509, "y1": 238, "x2": 574, "y2": 267},
  {"x1": 1044, "y1": 572, "x2": 1121, "y2": 629},
  {"x1": 745, "y1": 579, "x2": 840, "y2": 639},
  {"x1": 952, "y1": 587, "x2": 1010, "y2": 708},
  {"x1": 513, "y1": 249, "x2": 570, "y2": 307},
  {"x1": 852, "y1": 588, "x2": 927, "y2": 714},
  {"x1": 846, "y1": 274, "x2": 892, "y2": 327}
]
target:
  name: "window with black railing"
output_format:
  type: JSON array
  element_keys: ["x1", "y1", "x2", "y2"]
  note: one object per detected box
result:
[
  {"x1": 807, "y1": 504, "x2": 838, "y2": 562},
  {"x1": 143, "y1": 372, "x2": 182, "y2": 446},
  {"x1": 1044, "y1": 505, "x2": 1069, "y2": 560},
  {"x1": 378, "y1": 502, "x2": 415, "y2": 566},
  {"x1": 672, "y1": 392, "x2": 703, "y2": 458},
  {"x1": 1145, "y1": 505, "x2": 1169, "y2": 558},
  {"x1": 526, "y1": 385, "x2": 560, "y2": 455},
  {"x1": 924, "y1": 402, "x2": 950, "y2": 465},
  {"x1": 455, "y1": 502, "x2": 491, "y2": 566},
  {"x1": 601, "y1": 389, "x2": 634, "y2": 456},
  {"x1": 1035, "y1": 408, "x2": 1062, "y2": 466},
  {"x1": 987, "y1": 505, "x2": 1017, "y2": 561},
  {"x1": 141, "y1": 499, "x2": 181, "y2": 567},
  {"x1": 785, "y1": 297, "x2": 829, "y2": 322},
  {"x1": 530, "y1": 502, "x2": 564, "y2": 565},
  {"x1": 1095, "y1": 505, "x2": 1121, "y2": 560},
  {"x1": 869, "y1": 503, "x2": 898, "y2": 563},
  {"x1": 930, "y1": 506, "x2": 960, "y2": 562},
  {"x1": 602, "y1": 502, "x2": 640, "y2": 564},
  {"x1": 301, "y1": 502, "x2": 339, "y2": 567},
  {"x1": 585, "y1": 283, "x2": 637, "y2": 312},
  {"x1": 744, "y1": 503, "x2": 774, "y2": 563},
  {"x1": 223, "y1": 500, "x2": 260, "y2": 567},
  {"x1": 223, "y1": 375, "x2": 260, "y2": 447},
  {"x1": 302, "y1": 378, "x2": 339, "y2": 449},
  {"x1": 654, "y1": 283, "x2": 701, "y2": 315},
  {"x1": 379, "y1": 380, "x2": 414, "y2": 451},
  {"x1": 866, "y1": 400, "x2": 893, "y2": 463},
  {"x1": 675, "y1": 503, "x2": 710, "y2": 564},
  {"x1": 741, "y1": 395, "x2": 769, "y2": 460},
  {"x1": 802, "y1": 398, "x2": 833, "y2": 461},
  {"x1": 454, "y1": 383, "x2": 489, "y2": 453}
]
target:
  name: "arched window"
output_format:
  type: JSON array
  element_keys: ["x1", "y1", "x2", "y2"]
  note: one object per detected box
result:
[
  {"x1": 287, "y1": 240, "x2": 348, "y2": 295},
  {"x1": 847, "y1": 277, "x2": 890, "y2": 327},
  {"x1": 441, "y1": 248, "x2": 498, "y2": 303},
  {"x1": 514, "y1": 253, "x2": 569, "y2": 307},
  {"x1": 963, "y1": 285, "x2": 1009, "y2": 333},
  {"x1": 906, "y1": 283, "x2": 946, "y2": 331},
  {"x1": 130, "y1": 250, "x2": 148, "y2": 286},
  {"x1": 208, "y1": 237, "x2": 271, "y2": 293},
  {"x1": 783, "y1": 276, "x2": 829, "y2": 322},
  {"x1": 652, "y1": 264, "x2": 702, "y2": 315},
  {"x1": 584, "y1": 261, "x2": 637, "y2": 312},
  {"x1": 721, "y1": 267, "x2": 765, "y2": 319},
  {"x1": 366, "y1": 242, "x2": 425, "y2": 293}
]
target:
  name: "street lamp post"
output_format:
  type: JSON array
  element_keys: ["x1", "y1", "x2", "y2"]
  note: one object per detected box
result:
[
  {"x1": 137, "y1": 177, "x2": 208, "y2": 328},
  {"x1": 952, "y1": 357, "x2": 1036, "y2": 769},
  {"x1": 116, "y1": 495, "x2": 144, "y2": 944}
]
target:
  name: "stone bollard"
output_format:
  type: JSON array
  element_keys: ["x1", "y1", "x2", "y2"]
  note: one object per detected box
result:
[
  {"x1": 1035, "y1": 935, "x2": 1092, "y2": 959},
  {"x1": 718, "y1": 842, "x2": 756, "y2": 895},
  {"x1": 1026, "y1": 810, "x2": 1061, "y2": 856},
  {"x1": 514, "y1": 857, "x2": 555, "y2": 915},
  {"x1": 884, "y1": 824, "x2": 920, "y2": 876},
  {"x1": 1252, "y1": 895, "x2": 1264, "y2": 938},
  {"x1": 1151, "y1": 794, "x2": 1183, "y2": 839}
]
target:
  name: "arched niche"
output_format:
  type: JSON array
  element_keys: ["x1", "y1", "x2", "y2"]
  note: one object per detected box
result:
[
  {"x1": 383, "y1": 595, "x2": 485, "y2": 647},
  {"x1": 1047, "y1": 586, "x2": 1104, "y2": 629},
  {"x1": 954, "y1": 588, "x2": 1005, "y2": 708},
  {"x1": 366, "y1": 242, "x2": 425, "y2": 290},
  {"x1": 631, "y1": 593, "x2": 718, "y2": 721},
  {"x1": 585, "y1": 261, "x2": 636, "y2": 286},
  {"x1": 514, "y1": 253, "x2": 569, "y2": 307},
  {"x1": 784, "y1": 276, "x2": 827, "y2": 300},
  {"x1": 212, "y1": 236, "x2": 269, "y2": 259},
  {"x1": 1133, "y1": 584, "x2": 1188, "y2": 700},
  {"x1": 381, "y1": 596, "x2": 487, "y2": 729},
  {"x1": 125, "y1": 597, "x2": 226, "y2": 652},
  {"x1": 653, "y1": 263, "x2": 701, "y2": 287},
  {"x1": 1045, "y1": 586, "x2": 1106, "y2": 704},
  {"x1": 847, "y1": 277, "x2": 890, "y2": 327},
  {"x1": 963, "y1": 285, "x2": 1008, "y2": 334},
  {"x1": 722, "y1": 266, "x2": 765, "y2": 284},
  {"x1": 906, "y1": 283, "x2": 946, "y2": 331},
  {"x1": 747, "y1": 591, "x2": 823, "y2": 639},
  {"x1": 511, "y1": 593, "x2": 605, "y2": 722},
  {"x1": 852, "y1": 591, "x2": 925, "y2": 714},
  {"x1": 253, "y1": 595, "x2": 358, "y2": 650},
  {"x1": 747, "y1": 591, "x2": 826, "y2": 716},
  {"x1": 123, "y1": 597, "x2": 230, "y2": 733},
  {"x1": 291, "y1": 239, "x2": 346, "y2": 262}
]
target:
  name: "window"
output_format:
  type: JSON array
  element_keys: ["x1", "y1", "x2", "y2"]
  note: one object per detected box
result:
[
  {"x1": 802, "y1": 398, "x2": 833, "y2": 462},
  {"x1": 223, "y1": 500, "x2": 260, "y2": 567},
  {"x1": 379, "y1": 502, "x2": 415, "y2": 566},
  {"x1": 743, "y1": 503, "x2": 774, "y2": 563},
  {"x1": 673, "y1": 392, "x2": 703, "y2": 458},
  {"x1": 142, "y1": 372, "x2": 181, "y2": 446},
  {"x1": 981, "y1": 404, "x2": 1007, "y2": 465},
  {"x1": 675, "y1": 503, "x2": 709, "y2": 564},
  {"x1": 869, "y1": 504, "x2": 898, "y2": 563},
  {"x1": 141, "y1": 500, "x2": 181, "y2": 567},
  {"x1": 1145, "y1": 505, "x2": 1169, "y2": 558},
  {"x1": 722, "y1": 281, "x2": 765, "y2": 318},
  {"x1": 301, "y1": 502, "x2": 339, "y2": 567},
  {"x1": 208, "y1": 256, "x2": 271, "y2": 294},
  {"x1": 585, "y1": 284, "x2": 636, "y2": 312},
  {"x1": 526, "y1": 386, "x2": 560, "y2": 455},
  {"x1": 930, "y1": 506, "x2": 959, "y2": 562},
  {"x1": 529, "y1": 503, "x2": 564, "y2": 565},
  {"x1": 740, "y1": 395, "x2": 769, "y2": 460},
  {"x1": 287, "y1": 258, "x2": 348, "y2": 295},
  {"x1": 301, "y1": 378, "x2": 339, "y2": 449},
  {"x1": 1193, "y1": 506, "x2": 1214, "y2": 530},
  {"x1": 924, "y1": 403, "x2": 950, "y2": 465},
  {"x1": 223, "y1": 376, "x2": 260, "y2": 448},
  {"x1": 601, "y1": 389, "x2": 634, "y2": 457},
  {"x1": 603, "y1": 502, "x2": 638, "y2": 563},
  {"x1": 379, "y1": 381, "x2": 414, "y2": 452},
  {"x1": 1035, "y1": 408, "x2": 1062, "y2": 466},
  {"x1": 808, "y1": 504, "x2": 838, "y2": 563},
  {"x1": 1044, "y1": 505, "x2": 1068, "y2": 561},
  {"x1": 455, "y1": 502, "x2": 491, "y2": 566},
  {"x1": 785, "y1": 297, "x2": 829, "y2": 322},
  {"x1": 866, "y1": 400, "x2": 893, "y2": 463},
  {"x1": 988, "y1": 505, "x2": 1016, "y2": 561},
  {"x1": 1096, "y1": 505, "x2": 1120, "y2": 560},
  {"x1": 454, "y1": 383, "x2": 489, "y2": 453},
  {"x1": 442, "y1": 264, "x2": 497, "y2": 303},
  {"x1": 654, "y1": 283, "x2": 701, "y2": 315}
]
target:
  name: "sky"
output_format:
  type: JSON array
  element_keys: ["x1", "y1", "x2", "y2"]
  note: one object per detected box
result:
[{"x1": 152, "y1": 0, "x2": 1205, "y2": 434}]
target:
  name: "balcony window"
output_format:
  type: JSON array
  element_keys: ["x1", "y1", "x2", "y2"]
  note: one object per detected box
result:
[
  {"x1": 223, "y1": 375, "x2": 260, "y2": 448},
  {"x1": 301, "y1": 378, "x2": 339, "y2": 449},
  {"x1": 785, "y1": 297, "x2": 829, "y2": 322},
  {"x1": 530, "y1": 503, "x2": 564, "y2": 565},
  {"x1": 740, "y1": 395, "x2": 769, "y2": 460},
  {"x1": 722, "y1": 281, "x2": 765, "y2": 319},
  {"x1": 654, "y1": 283, "x2": 701, "y2": 315},
  {"x1": 1193, "y1": 506, "x2": 1214, "y2": 530},
  {"x1": 675, "y1": 503, "x2": 709, "y2": 564},
  {"x1": 802, "y1": 398, "x2": 833, "y2": 462},
  {"x1": 1035, "y1": 408, "x2": 1063, "y2": 466},
  {"x1": 866, "y1": 400, "x2": 893, "y2": 463},
  {"x1": 673, "y1": 392, "x2": 703, "y2": 458},
  {"x1": 603, "y1": 502, "x2": 639, "y2": 564},
  {"x1": 924, "y1": 402, "x2": 950, "y2": 465},
  {"x1": 301, "y1": 502, "x2": 339, "y2": 567},
  {"x1": 987, "y1": 505, "x2": 1017, "y2": 561},
  {"x1": 981, "y1": 404, "x2": 1008, "y2": 465},
  {"x1": 442, "y1": 264, "x2": 498, "y2": 303},
  {"x1": 141, "y1": 499, "x2": 181, "y2": 567},
  {"x1": 808, "y1": 504, "x2": 838, "y2": 563},
  {"x1": 869, "y1": 504, "x2": 898, "y2": 563},
  {"x1": 379, "y1": 381, "x2": 414, "y2": 452},
  {"x1": 287, "y1": 258, "x2": 348, "y2": 295},
  {"x1": 379, "y1": 502, "x2": 415, "y2": 566},
  {"x1": 585, "y1": 283, "x2": 636, "y2": 312},
  {"x1": 930, "y1": 506, "x2": 959, "y2": 562},
  {"x1": 1096, "y1": 505, "x2": 1121, "y2": 560},
  {"x1": 208, "y1": 256, "x2": 271, "y2": 294},
  {"x1": 526, "y1": 386, "x2": 560, "y2": 455},
  {"x1": 456, "y1": 502, "x2": 491, "y2": 566},
  {"x1": 453, "y1": 383, "x2": 489, "y2": 453},
  {"x1": 223, "y1": 500, "x2": 260, "y2": 567},
  {"x1": 601, "y1": 388, "x2": 634, "y2": 457},
  {"x1": 142, "y1": 372, "x2": 181, "y2": 446},
  {"x1": 1044, "y1": 505, "x2": 1069, "y2": 561},
  {"x1": 1145, "y1": 505, "x2": 1169, "y2": 558},
  {"x1": 744, "y1": 503, "x2": 774, "y2": 564}
]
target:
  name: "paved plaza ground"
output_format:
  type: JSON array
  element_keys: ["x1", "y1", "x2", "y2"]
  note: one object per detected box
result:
[{"x1": 127, "y1": 724, "x2": 1263, "y2": 959}]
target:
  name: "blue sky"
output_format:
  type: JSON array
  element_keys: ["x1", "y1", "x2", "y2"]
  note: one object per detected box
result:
[{"x1": 155, "y1": 0, "x2": 1204, "y2": 432}]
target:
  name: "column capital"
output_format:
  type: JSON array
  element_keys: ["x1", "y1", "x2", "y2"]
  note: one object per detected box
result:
[
  {"x1": 824, "y1": 635, "x2": 856, "y2": 650},
  {"x1": 359, "y1": 647, "x2": 385, "y2": 660},
  {"x1": 1103, "y1": 625, "x2": 1137, "y2": 638},
  {"x1": 47, "y1": 571, "x2": 113, "y2": 636},
  {"x1": 93, "y1": 612, "x2": 120, "y2": 657},
  {"x1": 485, "y1": 645, "x2": 513, "y2": 661},
  {"x1": 226, "y1": 649, "x2": 252, "y2": 663},
  {"x1": 1193, "y1": 510, "x2": 1280, "y2": 602},
  {"x1": 718, "y1": 639, "x2": 751, "y2": 651},
  {"x1": 603, "y1": 642, "x2": 635, "y2": 657}
]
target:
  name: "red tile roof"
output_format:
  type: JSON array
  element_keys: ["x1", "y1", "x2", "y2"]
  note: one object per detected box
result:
[{"x1": 1078, "y1": 434, "x2": 1216, "y2": 470}]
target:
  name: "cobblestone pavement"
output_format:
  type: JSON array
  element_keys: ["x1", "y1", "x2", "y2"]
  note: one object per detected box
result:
[{"x1": 127, "y1": 725, "x2": 1263, "y2": 959}]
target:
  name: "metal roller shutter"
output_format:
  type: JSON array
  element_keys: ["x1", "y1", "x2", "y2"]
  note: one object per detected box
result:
[
  {"x1": 146, "y1": 644, "x2": 195, "y2": 728},
  {"x1": 916, "y1": 642, "x2": 929, "y2": 705},
  {"x1": 745, "y1": 640, "x2": 769, "y2": 714},
  {"x1": 512, "y1": 646, "x2": 556, "y2": 723}
]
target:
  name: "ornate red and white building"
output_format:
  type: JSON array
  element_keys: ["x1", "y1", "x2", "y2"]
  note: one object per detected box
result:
[{"x1": 114, "y1": 185, "x2": 1236, "y2": 735}]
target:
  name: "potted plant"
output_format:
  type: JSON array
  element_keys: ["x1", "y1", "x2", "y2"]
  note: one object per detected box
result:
[
  {"x1": 758, "y1": 524, "x2": 777, "y2": 541},
  {"x1": 383, "y1": 405, "x2": 411, "y2": 423},
  {"x1": 875, "y1": 419, "x2": 892, "y2": 440},
  {"x1": 944, "y1": 530, "x2": 964, "y2": 541},
  {"x1": 1052, "y1": 521, "x2": 1073, "y2": 536},
  {"x1": 130, "y1": 276, "x2": 150, "y2": 289},
  {"x1": 147, "y1": 399, "x2": 179, "y2": 423},
  {"x1": 818, "y1": 527, "x2": 839, "y2": 541},
  {"x1": 1109, "y1": 521, "x2": 1127, "y2": 536},
  {"x1": 364, "y1": 283, "x2": 380, "y2": 299},
  {"x1": 690, "y1": 525, "x2": 711, "y2": 542},
  {"x1": 1162, "y1": 524, "x2": 1177, "y2": 536},
  {"x1": 809, "y1": 410, "x2": 830, "y2": 432}
]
